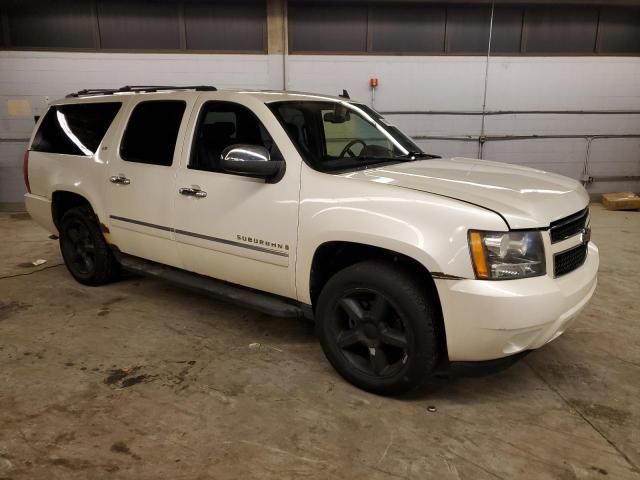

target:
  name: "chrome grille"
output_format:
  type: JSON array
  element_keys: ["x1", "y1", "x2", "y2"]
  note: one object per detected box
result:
[
  {"x1": 550, "y1": 208, "x2": 589, "y2": 243},
  {"x1": 554, "y1": 244, "x2": 588, "y2": 277}
]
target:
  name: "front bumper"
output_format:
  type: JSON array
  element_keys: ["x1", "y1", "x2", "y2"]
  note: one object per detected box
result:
[{"x1": 435, "y1": 242, "x2": 599, "y2": 361}]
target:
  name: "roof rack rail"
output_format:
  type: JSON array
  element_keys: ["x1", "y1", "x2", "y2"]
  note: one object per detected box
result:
[{"x1": 66, "y1": 85, "x2": 217, "y2": 98}]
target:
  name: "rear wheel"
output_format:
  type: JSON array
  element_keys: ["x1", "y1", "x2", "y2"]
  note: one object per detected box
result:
[
  {"x1": 59, "y1": 206, "x2": 119, "y2": 286},
  {"x1": 316, "y1": 260, "x2": 440, "y2": 395}
]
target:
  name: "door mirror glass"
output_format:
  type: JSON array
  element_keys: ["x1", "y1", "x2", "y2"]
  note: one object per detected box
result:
[{"x1": 221, "y1": 144, "x2": 285, "y2": 182}]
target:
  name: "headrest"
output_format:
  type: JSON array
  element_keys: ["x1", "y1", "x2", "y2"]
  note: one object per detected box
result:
[
  {"x1": 202, "y1": 122, "x2": 236, "y2": 139},
  {"x1": 283, "y1": 122, "x2": 300, "y2": 138}
]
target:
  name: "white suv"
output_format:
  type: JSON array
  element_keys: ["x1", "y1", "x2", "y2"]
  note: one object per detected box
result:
[{"x1": 24, "y1": 86, "x2": 598, "y2": 395}]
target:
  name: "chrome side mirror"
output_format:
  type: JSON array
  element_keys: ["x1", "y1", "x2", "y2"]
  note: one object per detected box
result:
[{"x1": 221, "y1": 145, "x2": 285, "y2": 183}]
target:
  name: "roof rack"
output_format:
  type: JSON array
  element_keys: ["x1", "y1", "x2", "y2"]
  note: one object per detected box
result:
[{"x1": 66, "y1": 85, "x2": 217, "y2": 98}]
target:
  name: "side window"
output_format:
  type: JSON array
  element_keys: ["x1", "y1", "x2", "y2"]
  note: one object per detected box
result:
[
  {"x1": 121, "y1": 100, "x2": 186, "y2": 166},
  {"x1": 274, "y1": 104, "x2": 312, "y2": 155},
  {"x1": 190, "y1": 101, "x2": 274, "y2": 173},
  {"x1": 32, "y1": 102, "x2": 122, "y2": 156}
]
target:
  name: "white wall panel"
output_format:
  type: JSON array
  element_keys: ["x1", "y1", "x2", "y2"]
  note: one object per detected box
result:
[
  {"x1": 287, "y1": 55, "x2": 488, "y2": 111},
  {"x1": 486, "y1": 57, "x2": 640, "y2": 111},
  {"x1": 483, "y1": 139, "x2": 588, "y2": 179},
  {"x1": 0, "y1": 141, "x2": 28, "y2": 205},
  {"x1": 484, "y1": 113, "x2": 640, "y2": 136},
  {"x1": 386, "y1": 114, "x2": 482, "y2": 137},
  {"x1": 1, "y1": 51, "x2": 639, "y2": 204},
  {"x1": 587, "y1": 138, "x2": 640, "y2": 178},
  {"x1": 416, "y1": 139, "x2": 479, "y2": 159}
]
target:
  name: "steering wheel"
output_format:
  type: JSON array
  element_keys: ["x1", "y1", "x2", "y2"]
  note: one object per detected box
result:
[{"x1": 338, "y1": 139, "x2": 367, "y2": 159}]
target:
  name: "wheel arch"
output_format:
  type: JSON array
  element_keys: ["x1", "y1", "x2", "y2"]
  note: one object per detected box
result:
[
  {"x1": 308, "y1": 240, "x2": 448, "y2": 360},
  {"x1": 51, "y1": 190, "x2": 95, "y2": 230}
]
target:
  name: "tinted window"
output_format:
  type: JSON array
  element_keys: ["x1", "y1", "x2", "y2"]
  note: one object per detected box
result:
[
  {"x1": 97, "y1": 1, "x2": 180, "y2": 49},
  {"x1": 6, "y1": 0, "x2": 94, "y2": 49},
  {"x1": 446, "y1": 5, "x2": 492, "y2": 53},
  {"x1": 121, "y1": 101, "x2": 186, "y2": 166},
  {"x1": 289, "y1": 3, "x2": 367, "y2": 53},
  {"x1": 190, "y1": 102, "x2": 274, "y2": 173},
  {"x1": 524, "y1": 6, "x2": 598, "y2": 53},
  {"x1": 598, "y1": 7, "x2": 640, "y2": 54},
  {"x1": 491, "y1": 6, "x2": 524, "y2": 54},
  {"x1": 370, "y1": 5, "x2": 445, "y2": 53},
  {"x1": 32, "y1": 103, "x2": 122, "y2": 156},
  {"x1": 184, "y1": 1, "x2": 266, "y2": 51},
  {"x1": 0, "y1": 14, "x2": 4, "y2": 47}
]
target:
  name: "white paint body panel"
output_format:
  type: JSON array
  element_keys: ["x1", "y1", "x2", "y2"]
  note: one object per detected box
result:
[
  {"x1": 438, "y1": 243, "x2": 598, "y2": 360},
  {"x1": 173, "y1": 92, "x2": 301, "y2": 297},
  {"x1": 25, "y1": 89, "x2": 598, "y2": 362},
  {"x1": 106, "y1": 93, "x2": 199, "y2": 267},
  {"x1": 340, "y1": 157, "x2": 590, "y2": 229}
]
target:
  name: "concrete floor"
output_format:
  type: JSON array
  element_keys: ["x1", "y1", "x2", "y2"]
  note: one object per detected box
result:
[{"x1": 0, "y1": 204, "x2": 638, "y2": 479}]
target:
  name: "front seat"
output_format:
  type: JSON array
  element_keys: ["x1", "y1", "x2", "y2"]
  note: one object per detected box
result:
[
  {"x1": 198, "y1": 122, "x2": 236, "y2": 171},
  {"x1": 283, "y1": 121, "x2": 314, "y2": 159}
]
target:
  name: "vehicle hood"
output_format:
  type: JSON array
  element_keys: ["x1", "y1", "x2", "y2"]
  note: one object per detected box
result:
[{"x1": 341, "y1": 157, "x2": 589, "y2": 229}]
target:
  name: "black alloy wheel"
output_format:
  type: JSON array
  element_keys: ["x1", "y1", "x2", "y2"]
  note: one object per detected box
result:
[
  {"x1": 330, "y1": 288, "x2": 409, "y2": 378},
  {"x1": 316, "y1": 260, "x2": 440, "y2": 395},
  {"x1": 59, "y1": 205, "x2": 119, "y2": 286},
  {"x1": 62, "y1": 217, "x2": 96, "y2": 277}
]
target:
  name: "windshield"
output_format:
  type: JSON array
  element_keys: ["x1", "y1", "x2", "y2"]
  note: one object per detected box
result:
[{"x1": 267, "y1": 100, "x2": 436, "y2": 172}]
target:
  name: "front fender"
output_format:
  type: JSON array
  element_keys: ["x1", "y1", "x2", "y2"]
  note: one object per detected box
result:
[{"x1": 295, "y1": 166, "x2": 507, "y2": 303}]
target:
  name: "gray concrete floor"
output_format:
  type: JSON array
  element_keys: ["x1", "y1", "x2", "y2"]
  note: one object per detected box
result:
[{"x1": 0, "y1": 204, "x2": 638, "y2": 480}]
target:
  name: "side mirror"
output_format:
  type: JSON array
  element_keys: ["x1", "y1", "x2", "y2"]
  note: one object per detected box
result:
[{"x1": 221, "y1": 145, "x2": 285, "y2": 183}]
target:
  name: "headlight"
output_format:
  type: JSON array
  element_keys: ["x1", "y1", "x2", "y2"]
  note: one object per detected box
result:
[{"x1": 468, "y1": 230, "x2": 546, "y2": 280}]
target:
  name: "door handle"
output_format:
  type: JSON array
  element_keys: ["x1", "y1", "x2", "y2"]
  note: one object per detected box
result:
[
  {"x1": 110, "y1": 175, "x2": 131, "y2": 185},
  {"x1": 179, "y1": 187, "x2": 207, "y2": 198}
]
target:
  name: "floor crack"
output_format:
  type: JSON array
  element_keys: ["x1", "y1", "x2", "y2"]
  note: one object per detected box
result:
[{"x1": 0, "y1": 264, "x2": 64, "y2": 280}]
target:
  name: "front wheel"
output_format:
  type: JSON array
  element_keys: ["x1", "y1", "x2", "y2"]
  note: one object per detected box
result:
[{"x1": 316, "y1": 260, "x2": 440, "y2": 395}]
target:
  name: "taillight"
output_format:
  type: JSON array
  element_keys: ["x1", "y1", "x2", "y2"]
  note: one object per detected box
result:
[{"x1": 23, "y1": 150, "x2": 31, "y2": 194}]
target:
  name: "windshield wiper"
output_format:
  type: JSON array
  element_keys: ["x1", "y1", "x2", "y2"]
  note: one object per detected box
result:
[{"x1": 402, "y1": 151, "x2": 441, "y2": 159}]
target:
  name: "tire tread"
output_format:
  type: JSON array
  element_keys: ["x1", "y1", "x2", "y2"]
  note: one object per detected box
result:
[
  {"x1": 60, "y1": 205, "x2": 119, "y2": 286},
  {"x1": 316, "y1": 259, "x2": 440, "y2": 395}
]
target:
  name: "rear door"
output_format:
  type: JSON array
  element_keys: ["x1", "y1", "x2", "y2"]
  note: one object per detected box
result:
[{"x1": 106, "y1": 95, "x2": 197, "y2": 266}]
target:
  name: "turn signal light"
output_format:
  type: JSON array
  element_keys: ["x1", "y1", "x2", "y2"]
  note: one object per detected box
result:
[{"x1": 469, "y1": 231, "x2": 489, "y2": 279}]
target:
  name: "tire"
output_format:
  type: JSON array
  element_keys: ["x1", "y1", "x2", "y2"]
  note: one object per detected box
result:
[
  {"x1": 316, "y1": 260, "x2": 440, "y2": 395},
  {"x1": 59, "y1": 205, "x2": 119, "y2": 286}
]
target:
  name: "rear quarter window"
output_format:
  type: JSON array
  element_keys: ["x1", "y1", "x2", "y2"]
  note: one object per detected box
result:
[{"x1": 31, "y1": 102, "x2": 122, "y2": 156}]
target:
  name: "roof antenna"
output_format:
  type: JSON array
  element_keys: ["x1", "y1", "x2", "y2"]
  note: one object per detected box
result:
[{"x1": 339, "y1": 89, "x2": 350, "y2": 99}]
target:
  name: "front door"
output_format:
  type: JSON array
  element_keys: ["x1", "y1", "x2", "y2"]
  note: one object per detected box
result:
[
  {"x1": 106, "y1": 96, "x2": 196, "y2": 266},
  {"x1": 173, "y1": 96, "x2": 300, "y2": 299}
]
